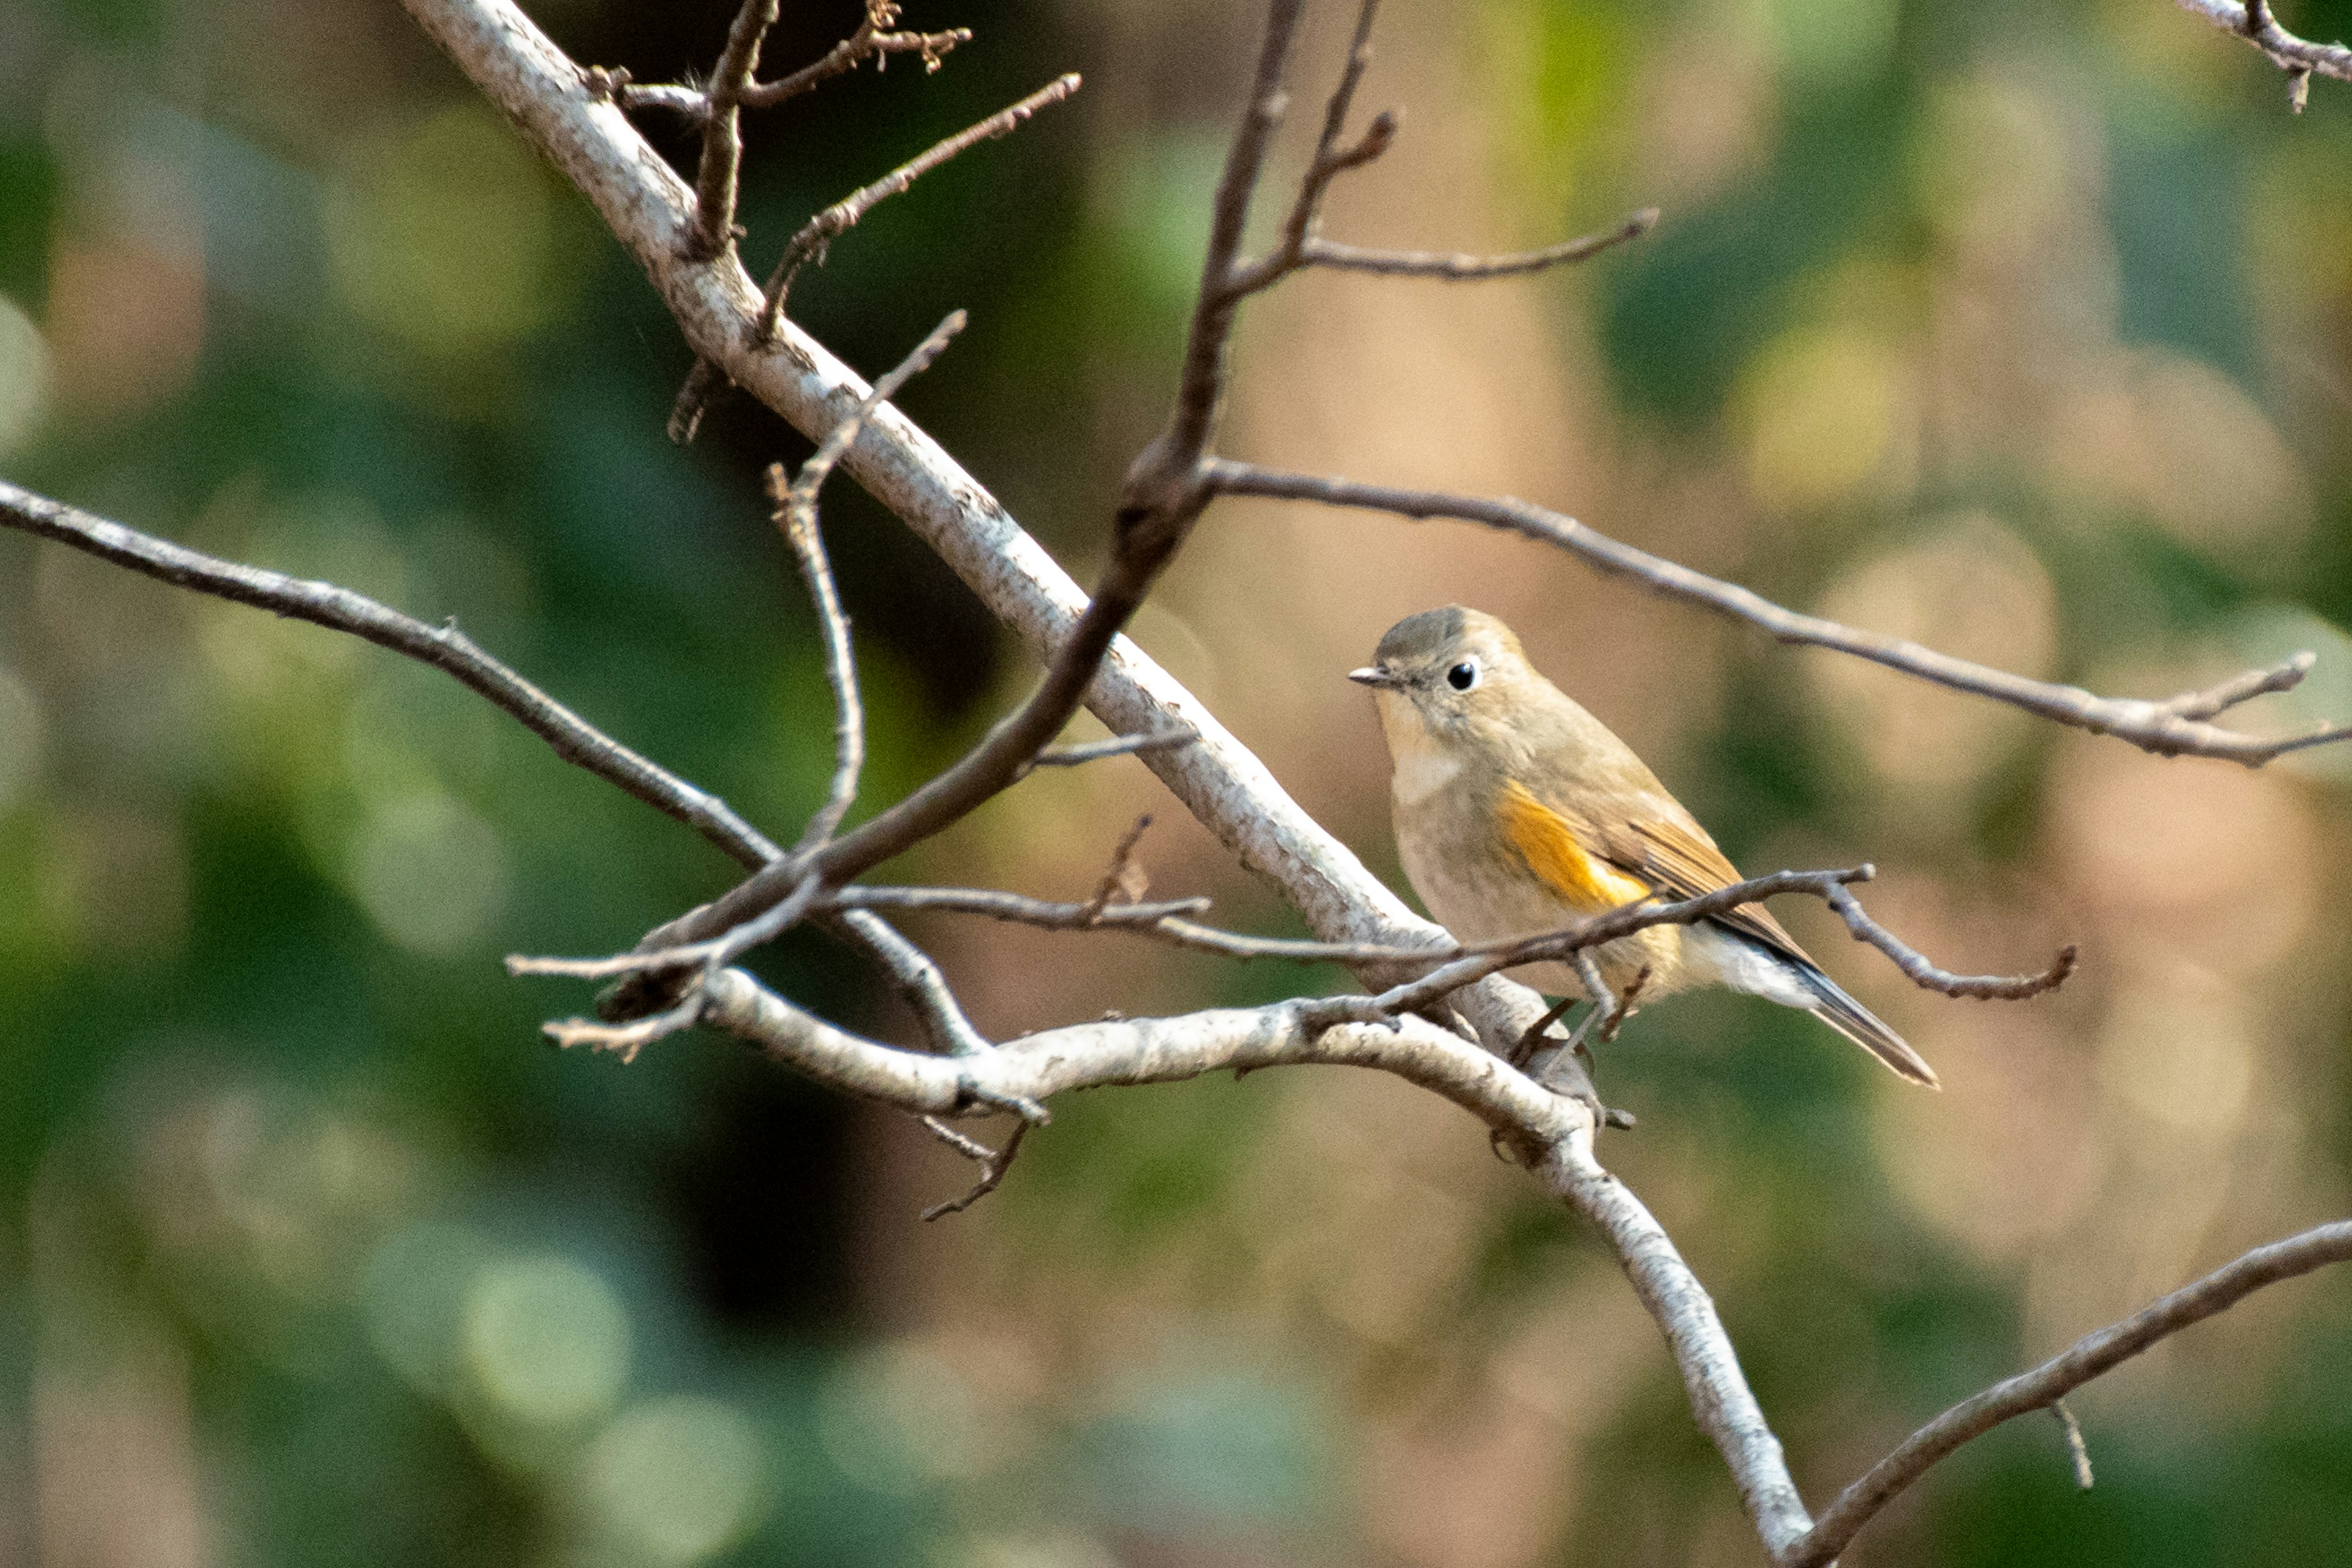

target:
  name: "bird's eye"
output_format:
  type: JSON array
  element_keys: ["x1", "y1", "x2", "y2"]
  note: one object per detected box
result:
[{"x1": 1447, "y1": 661, "x2": 1479, "y2": 692}]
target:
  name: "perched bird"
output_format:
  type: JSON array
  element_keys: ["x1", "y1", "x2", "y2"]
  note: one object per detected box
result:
[{"x1": 1351, "y1": 605, "x2": 1937, "y2": 1087}]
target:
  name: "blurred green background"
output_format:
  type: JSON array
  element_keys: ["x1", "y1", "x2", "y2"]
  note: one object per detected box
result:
[{"x1": 4, "y1": 0, "x2": 2352, "y2": 1564}]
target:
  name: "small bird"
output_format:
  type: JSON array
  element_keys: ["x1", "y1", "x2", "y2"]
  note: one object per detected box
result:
[{"x1": 1351, "y1": 606, "x2": 1937, "y2": 1087}]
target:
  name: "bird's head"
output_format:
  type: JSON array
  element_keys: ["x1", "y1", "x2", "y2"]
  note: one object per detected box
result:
[{"x1": 1349, "y1": 605, "x2": 1537, "y2": 761}]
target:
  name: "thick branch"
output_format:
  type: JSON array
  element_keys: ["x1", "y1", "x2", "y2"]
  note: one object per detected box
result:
[
  {"x1": 1207, "y1": 461, "x2": 2352, "y2": 766},
  {"x1": 1788, "y1": 1220, "x2": 2352, "y2": 1566},
  {"x1": 0, "y1": 479, "x2": 778, "y2": 870}
]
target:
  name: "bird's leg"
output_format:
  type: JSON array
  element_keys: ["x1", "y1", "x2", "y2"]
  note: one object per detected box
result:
[{"x1": 1561, "y1": 953, "x2": 1616, "y2": 1072}]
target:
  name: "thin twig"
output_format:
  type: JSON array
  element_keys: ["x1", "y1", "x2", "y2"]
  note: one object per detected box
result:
[
  {"x1": 1824, "y1": 884, "x2": 2077, "y2": 1000},
  {"x1": 1027, "y1": 726, "x2": 1198, "y2": 768},
  {"x1": 1299, "y1": 211, "x2": 1657, "y2": 279},
  {"x1": 1205, "y1": 460, "x2": 2352, "y2": 766},
  {"x1": 687, "y1": 0, "x2": 779, "y2": 260},
  {"x1": 743, "y1": 9, "x2": 970, "y2": 109},
  {"x1": 772, "y1": 309, "x2": 968, "y2": 852},
  {"x1": 0, "y1": 481, "x2": 782, "y2": 870},
  {"x1": 1078, "y1": 814, "x2": 1154, "y2": 922},
  {"x1": 1152, "y1": 0, "x2": 1306, "y2": 472},
  {"x1": 756, "y1": 75, "x2": 1081, "y2": 339},
  {"x1": 668, "y1": 357, "x2": 731, "y2": 445},
  {"x1": 594, "y1": 19, "x2": 973, "y2": 123},
  {"x1": 919, "y1": 1115, "x2": 1029, "y2": 1218},
  {"x1": 545, "y1": 990, "x2": 704, "y2": 1064},
  {"x1": 772, "y1": 459, "x2": 864, "y2": 851},
  {"x1": 1787, "y1": 1220, "x2": 2352, "y2": 1566},
  {"x1": 2157, "y1": 652, "x2": 2313, "y2": 720},
  {"x1": 827, "y1": 910, "x2": 992, "y2": 1057},
  {"x1": 2051, "y1": 1399, "x2": 2094, "y2": 1491}
]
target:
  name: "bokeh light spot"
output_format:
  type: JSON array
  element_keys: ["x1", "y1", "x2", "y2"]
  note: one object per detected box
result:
[
  {"x1": 0, "y1": 665, "x2": 46, "y2": 814},
  {"x1": 818, "y1": 1344, "x2": 987, "y2": 1494},
  {"x1": 583, "y1": 1396, "x2": 766, "y2": 1566},
  {"x1": 0, "y1": 292, "x2": 53, "y2": 455},
  {"x1": 1810, "y1": 514, "x2": 2055, "y2": 799},
  {"x1": 1738, "y1": 325, "x2": 1911, "y2": 514},
  {"x1": 325, "y1": 105, "x2": 565, "y2": 356},
  {"x1": 364, "y1": 1222, "x2": 498, "y2": 1400},
  {"x1": 461, "y1": 1255, "x2": 630, "y2": 1430},
  {"x1": 345, "y1": 788, "x2": 512, "y2": 956}
]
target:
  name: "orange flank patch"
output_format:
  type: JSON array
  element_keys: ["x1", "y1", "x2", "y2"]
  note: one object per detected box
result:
[{"x1": 1498, "y1": 782, "x2": 1654, "y2": 913}]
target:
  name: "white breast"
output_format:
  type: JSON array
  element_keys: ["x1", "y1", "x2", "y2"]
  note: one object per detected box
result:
[{"x1": 1377, "y1": 693, "x2": 1463, "y2": 808}]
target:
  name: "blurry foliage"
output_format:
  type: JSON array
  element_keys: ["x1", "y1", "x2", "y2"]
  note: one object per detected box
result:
[{"x1": 4, "y1": 0, "x2": 2352, "y2": 1564}]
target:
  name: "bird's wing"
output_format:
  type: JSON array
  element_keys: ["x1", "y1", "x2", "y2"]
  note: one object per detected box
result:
[{"x1": 1508, "y1": 782, "x2": 1819, "y2": 968}]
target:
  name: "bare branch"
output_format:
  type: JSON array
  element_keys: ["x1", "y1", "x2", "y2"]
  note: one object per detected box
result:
[
  {"x1": 919, "y1": 1114, "x2": 1029, "y2": 1218},
  {"x1": 756, "y1": 75, "x2": 1082, "y2": 340},
  {"x1": 2156, "y1": 651, "x2": 2315, "y2": 721},
  {"x1": 2174, "y1": 0, "x2": 2352, "y2": 98},
  {"x1": 667, "y1": 356, "x2": 731, "y2": 445},
  {"x1": 1298, "y1": 210, "x2": 1656, "y2": 280},
  {"x1": 826, "y1": 910, "x2": 992, "y2": 1057},
  {"x1": 1206, "y1": 461, "x2": 2352, "y2": 766},
  {"x1": 1788, "y1": 1221, "x2": 2352, "y2": 1566},
  {"x1": 1077, "y1": 813, "x2": 1155, "y2": 922},
  {"x1": 1027, "y1": 726, "x2": 1199, "y2": 768},
  {"x1": 772, "y1": 468, "x2": 864, "y2": 849},
  {"x1": 687, "y1": 0, "x2": 780, "y2": 261},
  {"x1": 0, "y1": 480, "x2": 781, "y2": 870},
  {"x1": 589, "y1": 18, "x2": 973, "y2": 123},
  {"x1": 1152, "y1": 0, "x2": 1308, "y2": 477},
  {"x1": 1215, "y1": 0, "x2": 1650, "y2": 299},
  {"x1": 742, "y1": 11, "x2": 971, "y2": 110},
  {"x1": 522, "y1": 864, "x2": 2070, "y2": 1043},
  {"x1": 2051, "y1": 1399, "x2": 2094, "y2": 1491},
  {"x1": 771, "y1": 309, "x2": 968, "y2": 851}
]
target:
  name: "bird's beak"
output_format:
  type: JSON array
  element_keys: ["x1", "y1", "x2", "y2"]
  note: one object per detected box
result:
[{"x1": 1348, "y1": 665, "x2": 1401, "y2": 689}]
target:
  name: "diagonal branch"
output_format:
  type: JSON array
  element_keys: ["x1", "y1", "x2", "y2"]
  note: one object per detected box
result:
[
  {"x1": 1787, "y1": 1219, "x2": 2352, "y2": 1566},
  {"x1": 0, "y1": 479, "x2": 780, "y2": 870},
  {"x1": 1206, "y1": 461, "x2": 2352, "y2": 766},
  {"x1": 396, "y1": 0, "x2": 1790, "y2": 1539}
]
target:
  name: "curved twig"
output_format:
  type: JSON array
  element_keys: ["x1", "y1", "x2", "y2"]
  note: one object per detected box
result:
[{"x1": 1787, "y1": 1220, "x2": 2352, "y2": 1566}]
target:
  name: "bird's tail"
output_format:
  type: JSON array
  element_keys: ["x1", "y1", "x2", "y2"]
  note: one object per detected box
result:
[{"x1": 1797, "y1": 965, "x2": 1939, "y2": 1088}]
